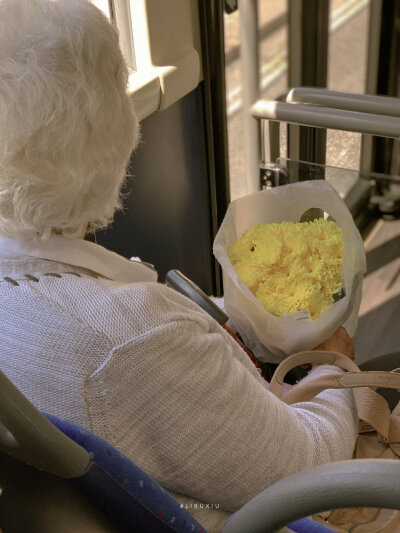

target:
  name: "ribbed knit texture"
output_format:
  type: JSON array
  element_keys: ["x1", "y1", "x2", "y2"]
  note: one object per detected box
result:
[{"x1": 0, "y1": 255, "x2": 359, "y2": 533}]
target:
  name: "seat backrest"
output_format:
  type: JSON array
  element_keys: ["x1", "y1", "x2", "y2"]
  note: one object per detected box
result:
[
  {"x1": 44, "y1": 413, "x2": 206, "y2": 533},
  {"x1": 0, "y1": 369, "x2": 205, "y2": 533}
]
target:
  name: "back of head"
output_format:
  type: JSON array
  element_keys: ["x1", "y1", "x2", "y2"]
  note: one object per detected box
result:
[{"x1": 0, "y1": 0, "x2": 139, "y2": 239}]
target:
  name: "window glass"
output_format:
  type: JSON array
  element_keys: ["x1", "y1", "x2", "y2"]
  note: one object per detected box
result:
[
  {"x1": 90, "y1": 0, "x2": 135, "y2": 71},
  {"x1": 90, "y1": 0, "x2": 111, "y2": 19}
]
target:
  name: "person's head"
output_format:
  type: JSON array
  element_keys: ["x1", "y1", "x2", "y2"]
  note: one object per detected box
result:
[{"x1": 0, "y1": 0, "x2": 139, "y2": 240}]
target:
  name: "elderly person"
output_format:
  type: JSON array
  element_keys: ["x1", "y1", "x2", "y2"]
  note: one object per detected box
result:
[{"x1": 0, "y1": 1, "x2": 358, "y2": 531}]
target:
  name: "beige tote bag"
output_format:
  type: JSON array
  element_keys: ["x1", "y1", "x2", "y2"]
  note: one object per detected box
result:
[{"x1": 269, "y1": 351, "x2": 400, "y2": 533}]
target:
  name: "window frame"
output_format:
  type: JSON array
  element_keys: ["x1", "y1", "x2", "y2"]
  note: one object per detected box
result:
[{"x1": 94, "y1": 0, "x2": 203, "y2": 121}]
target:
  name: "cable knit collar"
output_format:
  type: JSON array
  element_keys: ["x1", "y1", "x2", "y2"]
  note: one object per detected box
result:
[{"x1": 0, "y1": 234, "x2": 158, "y2": 283}]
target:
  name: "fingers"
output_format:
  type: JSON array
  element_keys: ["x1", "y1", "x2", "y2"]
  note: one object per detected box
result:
[{"x1": 313, "y1": 327, "x2": 355, "y2": 360}]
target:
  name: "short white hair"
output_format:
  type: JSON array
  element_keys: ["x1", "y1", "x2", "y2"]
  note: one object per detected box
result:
[{"x1": 0, "y1": 0, "x2": 139, "y2": 239}]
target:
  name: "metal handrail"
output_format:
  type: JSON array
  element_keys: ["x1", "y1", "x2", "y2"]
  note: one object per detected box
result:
[
  {"x1": 286, "y1": 87, "x2": 400, "y2": 117},
  {"x1": 237, "y1": 0, "x2": 260, "y2": 194},
  {"x1": 224, "y1": 459, "x2": 400, "y2": 533},
  {"x1": 252, "y1": 99, "x2": 400, "y2": 139}
]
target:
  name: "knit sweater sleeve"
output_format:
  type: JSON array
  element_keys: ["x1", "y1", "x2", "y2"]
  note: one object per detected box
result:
[{"x1": 86, "y1": 283, "x2": 358, "y2": 513}]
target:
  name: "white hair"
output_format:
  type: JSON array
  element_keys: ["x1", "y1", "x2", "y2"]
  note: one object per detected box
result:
[{"x1": 0, "y1": 0, "x2": 139, "y2": 239}]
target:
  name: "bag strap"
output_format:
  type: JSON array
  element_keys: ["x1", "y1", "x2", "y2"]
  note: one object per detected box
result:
[
  {"x1": 269, "y1": 350, "x2": 360, "y2": 398},
  {"x1": 282, "y1": 371, "x2": 400, "y2": 405},
  {"x1": 269, "y1": 351, "x2": 400, "y2": 443},
  {"x1": 354, "y1": 387, "x2": 400, "y2": 442}
]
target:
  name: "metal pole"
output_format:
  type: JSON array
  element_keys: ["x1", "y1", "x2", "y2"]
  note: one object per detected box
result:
[
  {"x1": 287, "y1": 0, "x2": 329, "y2": 180},
  {"x1": 287, "y1": 87, "x2": 400, "y2": 116},
  {"x1": 238, "y1": 0, "x2": 261, "y2": 194},
  {"x1": 360, "y1": 0, "x2": 383, "y2": 174},
  {"x1": 252, "y1": 100, "x2": 400, "y2": 139},
  {"x1": 198, "y1": 0, "x2": 231, "y2": 296},
  {"x1": 361, "y1": 0, "x2": 400, "y2": 177}
]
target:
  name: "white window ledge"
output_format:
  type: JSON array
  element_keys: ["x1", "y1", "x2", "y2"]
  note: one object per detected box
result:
[
  {"x1": 128, "y1": 0, "x2": 203, "y2": 121},
  {"x1": 129, "y1": 48, "x2": 201, "y2": 121}
]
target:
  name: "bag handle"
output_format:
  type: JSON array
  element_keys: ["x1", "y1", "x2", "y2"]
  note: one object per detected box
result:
[
  {"x1": 270, "y1": 351, "x2": 400, "y2": 443},
  {"x1": 354, "y1": 387, "x2": 400, "y2": 442},
  {"x1": 269, "y1": 350, "x2": 360, "y2": 398},
  {"x1": 282, "y1": 371, "x2": 400, "y2": 405}
]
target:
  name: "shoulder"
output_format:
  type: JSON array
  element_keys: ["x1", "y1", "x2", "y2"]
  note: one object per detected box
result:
[
  {"x1": 0, "y1": 255, "x2": 217, "y2": 338},
  {"x1": 0, "y1": 256, "x2": 256, "y2": 368},
  {"x1": 32, "y1": 268, "x2": 218, "y2": 344}
]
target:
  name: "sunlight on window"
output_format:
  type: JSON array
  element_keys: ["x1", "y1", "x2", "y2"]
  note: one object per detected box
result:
[
  {"x1": 89, "y1": 0, "x2": 135, "y2": 70},
  {"x1": 90, "y1": 0, "x2": 111, "y2": 19}
]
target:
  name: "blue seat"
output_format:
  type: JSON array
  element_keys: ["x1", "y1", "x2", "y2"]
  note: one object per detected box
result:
[
  {"x1": 43, "y1": 412, "x2": 206, "y2": 533},
  {"x1": 44, "y1": 413, "x2": 334, "y2": 533},
  {"x1": 2, "y1": 368, "x2": 400, "y2": 533}
]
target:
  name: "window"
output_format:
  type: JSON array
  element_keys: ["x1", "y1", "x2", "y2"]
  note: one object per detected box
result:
[
  {"x1": 91, "y1": 0, "x2": 203, "y2": 121},
  {"x1": 91, "y1": 0, "x2": 110, "y2": 18},
  {"x1": 91, "y1": 0, "x2": 136, "y2": 70}
]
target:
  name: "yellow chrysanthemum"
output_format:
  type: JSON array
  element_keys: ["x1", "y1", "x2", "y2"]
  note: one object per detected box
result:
[{"x1": 228, "y1": 219, "x2": 344, "y2": 320}]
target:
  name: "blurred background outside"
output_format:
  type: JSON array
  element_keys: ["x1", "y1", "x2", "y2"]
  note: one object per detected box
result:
[{"x1": 224, "y1": 0, "x2": 369, "y2": 200}]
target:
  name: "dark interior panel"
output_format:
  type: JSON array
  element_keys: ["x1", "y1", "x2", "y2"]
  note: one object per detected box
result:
[{"x1": 95, "y1": 86, "x2": 216, "y2": 295}]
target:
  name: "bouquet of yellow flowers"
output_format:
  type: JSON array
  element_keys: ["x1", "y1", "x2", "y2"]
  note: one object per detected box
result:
[
  {"x1": 229, "y1": 219, "x2": 344, "y2": 321},
  {"x1": 213, "y1": 180, "x2": 366, "y2": 361}
]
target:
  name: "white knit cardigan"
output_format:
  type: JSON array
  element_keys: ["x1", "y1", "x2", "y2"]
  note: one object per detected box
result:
[{"x1": 0, "y1": 235, "x2": 359, "y2": 533}]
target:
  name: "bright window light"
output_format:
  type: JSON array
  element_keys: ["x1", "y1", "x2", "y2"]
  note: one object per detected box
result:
[
  {"x1": 90, "y1": 0, "x2": 111, "y2": 19},
  {"x1": 91, "y1": 0, "x2": 135, "y2": 71}
]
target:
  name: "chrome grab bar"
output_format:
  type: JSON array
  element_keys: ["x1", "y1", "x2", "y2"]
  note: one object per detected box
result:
[
  {"x1": 286, "y1": 87, "x2": 400, "y2": 117},
  {"x1": 252, "y1": 99, "x2": 400, "y2": 139}
]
